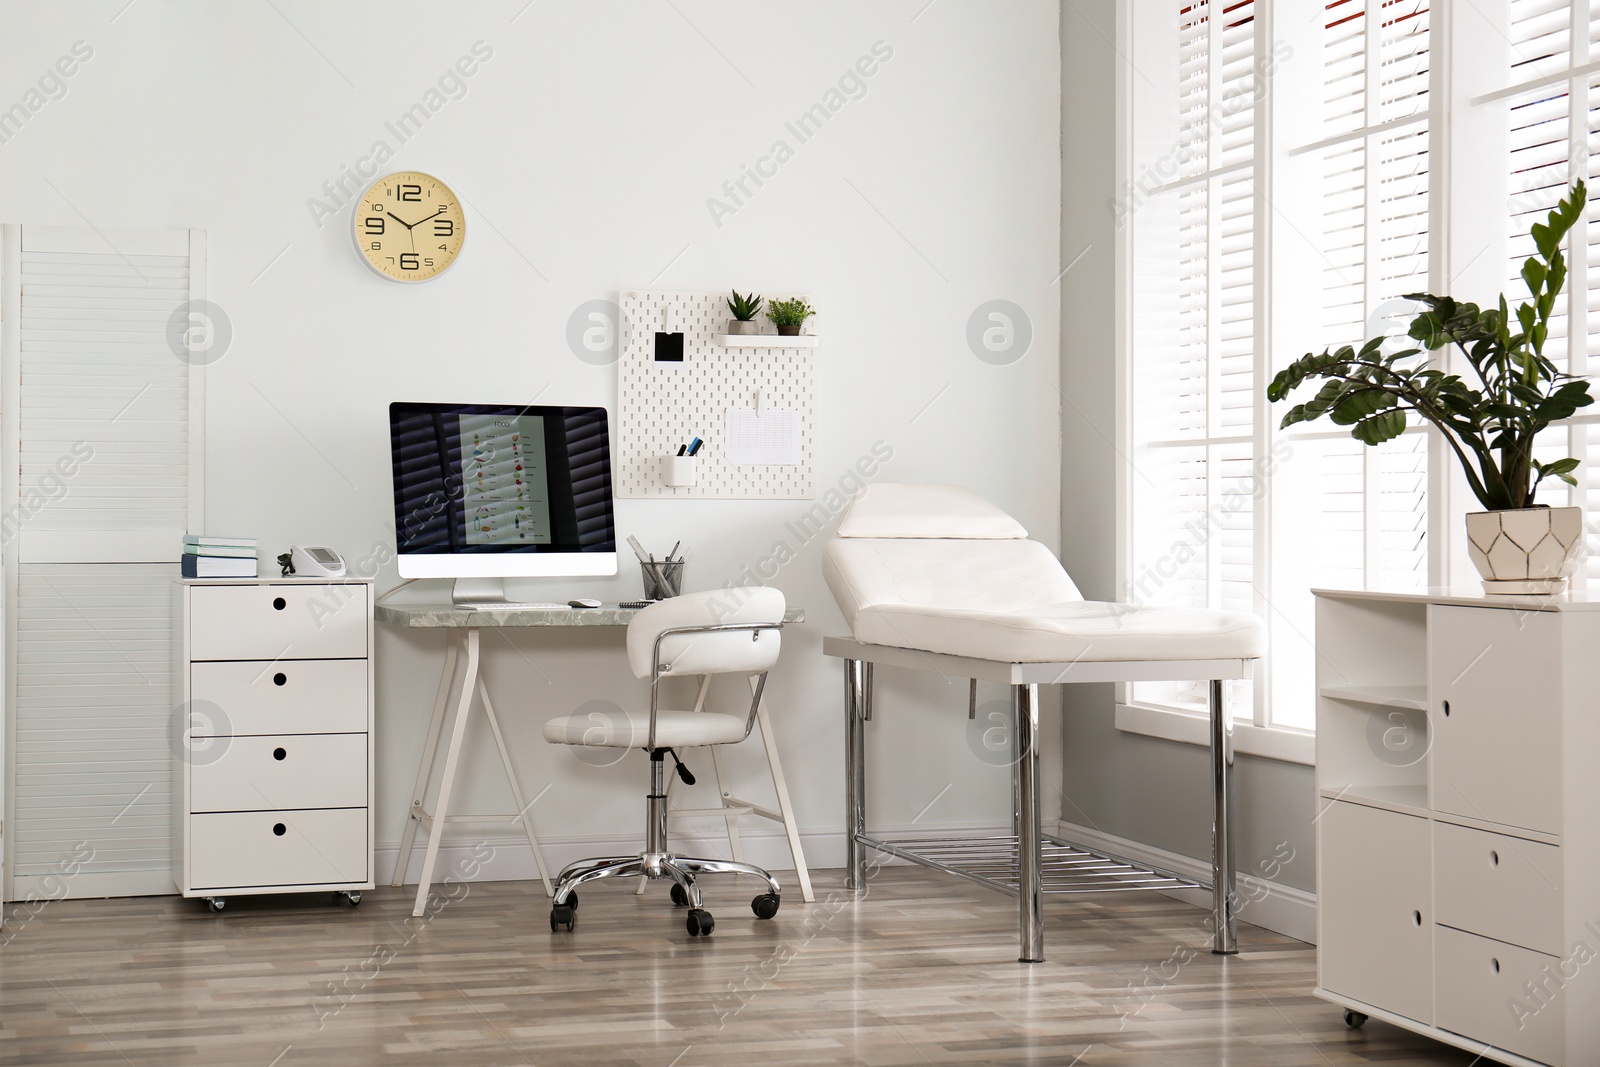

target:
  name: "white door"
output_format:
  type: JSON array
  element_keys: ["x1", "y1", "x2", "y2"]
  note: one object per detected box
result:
[{"x1": 0, "y1": 224, "x2": 205, "y2": 900}]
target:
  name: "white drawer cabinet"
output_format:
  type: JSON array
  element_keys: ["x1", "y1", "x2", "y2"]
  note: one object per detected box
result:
[
  {"x1": 1314, "y1": 590, "x2": 1600, "y2": 1066},
  {"x1": 174, "y1": 578, "x2": 374, "y2": 911}
]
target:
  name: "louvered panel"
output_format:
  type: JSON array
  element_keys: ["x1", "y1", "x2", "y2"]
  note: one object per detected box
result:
[
  {"x1": 1325, "y1": 0, "x2": 1366, "y2": 137},
  {"x1": 10, "y1": 565, "x2": 175, "y2": 882},
  {"x1": 1376, "y1": 432, "x2": 1429, "y2": 590},
  {"x1": 1177, "y1": 1, "x2": 1212, "y2": 180},
  {"x1": 1375, "y1": 123, "x2": 1430, "y2": 299},
  {"x1": 1215, "y1": 2, "x2": 1256, "y2": 170},
  {"x1": 19, "y1": 247, "x2": 190, "y2": 540},
  {"x1": 1377, "y1": 1, "x2": 1430, "y2": 123},
  {"x1": 1509, "y1": 0, "x2": 1572, "y2": 79},
  {"x1": 1508, "y1": 86, "x2": 1572, "y2": 373}
]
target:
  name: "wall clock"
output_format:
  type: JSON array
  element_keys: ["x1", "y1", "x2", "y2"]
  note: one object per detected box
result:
[{"x1": 353, "y1": 171, "x2": 466, "y2": 282}]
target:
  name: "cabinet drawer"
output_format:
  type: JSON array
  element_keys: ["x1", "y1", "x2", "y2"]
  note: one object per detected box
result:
[
  {"x1": 1318, "y1": 801, "x2": 1433, "y2": 1023},
  {"x1": 1435, "y1": 926, "x2": 1564, "y2": 1065},
  {"x1": 188, "y1": 584, "x2": 367, "y2": 661},
  {"x1": 191, "y1": 734, "x2": 367, "y2": 813},
  {"x1": 189, "y1": 808, "x2": 368, "y2": 890},
  {"x1": 190, "y1": 659, "x2": 367, "y2": 736},
  {"x1": 1429, "y1": 605, "x2": 1561, "y2": 835},
  {"x1": 1436, "y1": 821, "x2": 1561, "y2": 955}
]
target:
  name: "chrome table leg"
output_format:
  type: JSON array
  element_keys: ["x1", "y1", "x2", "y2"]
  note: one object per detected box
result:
[
  {"x1": 1014, "y1": 683, "x2": 1043, "y2": 963},
  {"x1": 844, "y1": 658, "x2": 867, "y2": 890},
  {"x1": 1210, "y1": 678, "x2": 1237, "y2": 954}
]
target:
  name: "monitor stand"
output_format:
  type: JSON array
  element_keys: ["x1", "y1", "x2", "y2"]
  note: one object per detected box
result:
[{"x1": 452, "y1": 577, "x2": 510, "y2": 605}]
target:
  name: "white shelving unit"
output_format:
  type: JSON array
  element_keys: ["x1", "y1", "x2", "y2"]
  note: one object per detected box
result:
[
  {"x1": 173, "y1": 578, "x2": 375, "y2": 912},
  {"x1": 1313, "y1": 588, "x2": 1600, "y2": 1066}
]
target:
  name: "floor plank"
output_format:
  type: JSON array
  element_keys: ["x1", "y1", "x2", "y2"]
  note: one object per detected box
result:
[{"x1": 0, "y1": 868, "x2": 1478, "y2": 1066}]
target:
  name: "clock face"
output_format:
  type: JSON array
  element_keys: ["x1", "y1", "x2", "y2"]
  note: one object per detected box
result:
[{"x1": 353, "y1": 171, "x2": 466, "y2": 282}]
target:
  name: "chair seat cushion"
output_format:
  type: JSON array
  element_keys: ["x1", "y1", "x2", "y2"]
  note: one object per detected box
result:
[
  {"x1": 543, "y1": 709, "x2": 748, "y2": 749},
  {"x1": 853, "y1": 600, "x2": 1266, "y2": 663}
]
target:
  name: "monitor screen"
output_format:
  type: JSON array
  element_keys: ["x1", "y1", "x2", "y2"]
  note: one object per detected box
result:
[{"x1": 389, "y1": 402, "x2": 617, "y2": 578}]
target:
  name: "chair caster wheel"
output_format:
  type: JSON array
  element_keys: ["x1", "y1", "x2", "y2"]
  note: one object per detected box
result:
[
  {"x1": 670, "y1": 882, "x2": 691, "y2": 907},
  {"x1": 339, "y1": 891, "x2": 361, "y2": 906},
  {"x1": 207, "y1": 897, "x2": 226, "y2": 913},
  {"x1": 550, "y1": 905, "x2": 576, "y2": 932},
  {"x1": 686, "y1": 909, "x2": 714, "y2": 937},
  {"x1": 751, "y1": 893, "x2": 780, "y2": 919},
  {"x1": 1343, "y1": 1010, "x2": 1367, "y2": 1029}
]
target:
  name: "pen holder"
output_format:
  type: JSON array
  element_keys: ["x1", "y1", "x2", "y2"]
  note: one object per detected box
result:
[
  {"x1": 663, "y1": 455, "x2": 696, "y2": 487},
  {"x1": 641, "y1": 560, "x2": 684, "y2": 600}
]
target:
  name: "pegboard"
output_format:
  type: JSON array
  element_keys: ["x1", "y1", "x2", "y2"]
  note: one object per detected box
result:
[{"x1": 617, "y1": 289, "x2": 816, "y2": 499}]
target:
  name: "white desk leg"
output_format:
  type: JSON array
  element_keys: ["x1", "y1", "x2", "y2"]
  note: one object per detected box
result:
[
  {"x1": 751, "y1": 676, "x2": 814, "y2": 903},
  {"x1": 474, "y1": 672, "x2": 553, "y2": 897},
  {"x1": 411, "y1": 628, "x2": 481, "y2": 917},
  {"x1": 392, "y1": 632, "x2": 460, "y2": 888},
  {"x1": 708, "y1": 744, "x2": 747, "y2": 864}
]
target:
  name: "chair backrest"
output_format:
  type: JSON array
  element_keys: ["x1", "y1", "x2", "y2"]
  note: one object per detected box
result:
[
  {"x1": 823, "y1": 483, "x2": 1083, "y2": 626},
  {"x1": 626, "y1": 587, "x2": 785, "y2": 680}
]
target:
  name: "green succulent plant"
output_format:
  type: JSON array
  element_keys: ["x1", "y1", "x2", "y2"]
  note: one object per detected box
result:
[
  {"x1": 766, "y1": 298, "x2": 815, "y2": 329},
  {"x1": 727, "y1": 290, "x2": 764, "y2": 321},
  {"x1": 1267, "y1": 181, "x2": 1594, "y2": 512}
]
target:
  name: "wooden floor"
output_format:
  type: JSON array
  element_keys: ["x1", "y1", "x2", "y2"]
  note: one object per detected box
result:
[{"x1": 0, "y1": 868, "x2": 1478, "y2": 1066}]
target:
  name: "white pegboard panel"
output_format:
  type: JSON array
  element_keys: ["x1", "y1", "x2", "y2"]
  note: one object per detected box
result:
[{"x1": 617, "y1": 289, "x2": 816, "y2": 499}]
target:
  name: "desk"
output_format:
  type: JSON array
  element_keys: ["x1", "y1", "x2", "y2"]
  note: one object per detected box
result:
[{"x1": 377, "y1": 602, "x2": 809, "y2": 916}]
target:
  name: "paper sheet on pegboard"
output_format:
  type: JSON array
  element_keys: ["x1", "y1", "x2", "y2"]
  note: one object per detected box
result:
[{"x1": 725, "y1": 408, "x2": 802, "y2": 465}]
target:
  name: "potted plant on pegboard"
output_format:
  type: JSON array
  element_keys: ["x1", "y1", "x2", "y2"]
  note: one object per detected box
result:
[
  {"x1": 726, "y1": 290, "x2": 763, "y2": 335},
  {"x1": 1268, "y1": 182, "x2": 1593, "y2": 594},
  {"x1": 767, "y1": 298, "x2": 814, "y2": 337}
]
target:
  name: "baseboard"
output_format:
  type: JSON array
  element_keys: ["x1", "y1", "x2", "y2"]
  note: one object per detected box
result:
[
  {"x1": 1053, "y1": 820, "x2": 1316, "y2": 945},
  {"x1": 380, "y1": 822, "x2": 851, "y2": 889}
]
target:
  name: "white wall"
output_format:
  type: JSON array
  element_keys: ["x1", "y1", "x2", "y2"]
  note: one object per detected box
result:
[{"x1": 0, "y1": 1, "x2": 1063, "y2": 872}]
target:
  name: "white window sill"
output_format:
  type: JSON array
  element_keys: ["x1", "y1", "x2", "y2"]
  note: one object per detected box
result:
[{"x1": 1114, "y1": 702, "x2": 1315, "y2": 766}]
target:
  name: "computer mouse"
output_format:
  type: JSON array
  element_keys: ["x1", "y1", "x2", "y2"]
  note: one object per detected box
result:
[{"x1": 569, "y1": 598, "x2": 602, "y2": 609}]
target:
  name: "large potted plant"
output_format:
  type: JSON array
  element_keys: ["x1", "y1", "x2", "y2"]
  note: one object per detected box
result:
[{"x1": 1268, "y1": 181, "x2": 1593, "y2": 593}]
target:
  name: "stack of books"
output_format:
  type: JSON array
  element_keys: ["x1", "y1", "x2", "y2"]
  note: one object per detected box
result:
[{"x1": 182, "y1": 534, "x2": 259, "y2": 578}]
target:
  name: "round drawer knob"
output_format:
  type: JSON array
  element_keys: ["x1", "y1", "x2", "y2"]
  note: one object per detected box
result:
[
  {"x1": 273, "y1": 673, "x2": 287, "y2": 687},
  {"x1": 272, "y1": 597, "x2": 286, "y2": 610},
  {"x1": 273, "y1": 747, "x2": 287, "y2": 761},
  {"x1": 272, "y1": 823, "x2": 286, "y2": 836}
]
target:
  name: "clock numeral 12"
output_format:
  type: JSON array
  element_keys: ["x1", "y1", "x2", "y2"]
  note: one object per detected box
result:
[{"x1": 394, "y1": 184, "x2": 421, "y2": 202}]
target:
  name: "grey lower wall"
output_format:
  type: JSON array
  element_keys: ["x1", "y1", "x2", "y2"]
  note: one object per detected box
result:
[{"x1": 1057, "y1": 0, "x2": 1317, "y2": 898}]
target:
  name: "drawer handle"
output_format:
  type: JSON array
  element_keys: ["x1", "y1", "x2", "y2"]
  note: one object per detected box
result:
[
  {"x1": 273, "y1": 672, "x2": 287, "y2": 687},
  {"x1": 1413, "y1": 910, "x2": 1422, "y2": 927},
  {"x1": 273, "y1": 597, "x2": 286, "y2": 610},
  {"x1": 1490, "y1": 849, "x2": 1499, "y2": 867},
  {"x1": 1491, "y1": 957, "x2": 1500, "y2": 974},
  {"x1": 1441, "y1": 700, "x2": 1450, "y2": 718},
  {"x1": 273, "y1": 747, "x2": 287, "y2": 761},
  {"x1": 272, "y1": 823, "x2": 286, "y2": 836}
]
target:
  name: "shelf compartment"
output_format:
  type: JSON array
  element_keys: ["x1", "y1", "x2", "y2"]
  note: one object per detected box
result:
[
  {"x1": 862, "y1": 833, "x2": 1201, "y2": 896},
  {"x1": 1319, "y1": 684, "x2": 1427, "y2": 711},
  {"x1": 1320, "y1": 783, "x2": 1429, "y2": 818},
  {"x1": 714, "y1": 334, "x2": 819, "y2": 348}
]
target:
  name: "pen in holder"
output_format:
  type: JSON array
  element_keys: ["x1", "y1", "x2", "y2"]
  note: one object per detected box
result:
[
  {"x1": 641, "y1": 559, "x2": 684, "y2": 600},
  {"x1": 663, "y1": 454, "x2": 696, "y2": 487}
]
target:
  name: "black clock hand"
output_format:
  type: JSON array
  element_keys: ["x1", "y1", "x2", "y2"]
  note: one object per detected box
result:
[{"x1": 386, "y1": 211, "x2": 416, "y2": 230}]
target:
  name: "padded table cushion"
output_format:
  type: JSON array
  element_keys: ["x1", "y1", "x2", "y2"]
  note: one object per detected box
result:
[
  {"x1": 543, "y1": 709, "x2": 749, "y2": 749},
  {"x1": 824, "y1": 534, "x2": 1264, "y2": 664}
]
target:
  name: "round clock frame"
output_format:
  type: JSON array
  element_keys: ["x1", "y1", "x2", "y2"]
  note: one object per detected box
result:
[{"x1": 352, "y1": 170, "x2": 466, "y2": 283}]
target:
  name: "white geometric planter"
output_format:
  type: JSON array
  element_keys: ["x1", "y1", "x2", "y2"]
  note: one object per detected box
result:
[{"x1": 1464, "y1": 506, "x2": 1583, "y2": 594}]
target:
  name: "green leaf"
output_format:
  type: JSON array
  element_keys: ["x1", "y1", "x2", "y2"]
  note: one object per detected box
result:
[
  {"x1": 1522, "y1": 257, "x2": 1547, "y2": 297},
  {"x1": 1351, "y1": 409, "x2": 1408, "y2": 445}
]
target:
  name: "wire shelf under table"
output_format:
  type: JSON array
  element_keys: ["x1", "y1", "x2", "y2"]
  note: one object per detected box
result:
[{"x1": 862, "y1": 834, "x2": 1202, "y2": 897}]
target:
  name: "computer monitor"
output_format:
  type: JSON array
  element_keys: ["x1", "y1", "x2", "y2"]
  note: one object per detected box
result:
[{"x1": 389, "y1": 402, "x2": 617, "y2": 603}]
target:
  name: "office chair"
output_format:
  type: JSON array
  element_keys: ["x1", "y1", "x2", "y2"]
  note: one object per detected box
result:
[{"x1": 542, "y1": 587, "x2": 786, "y2": 937}]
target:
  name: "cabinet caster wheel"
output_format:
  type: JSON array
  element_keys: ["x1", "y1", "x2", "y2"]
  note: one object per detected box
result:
[
  {"x1": 550, "y1": 905, "x2": 576, "y2": 932},
  {"x1": 686, "y1": 909, "x2": 714, "y2": 937},
  {"x1": 751, "y1": 893, "x2": 780, "y2": 919},
  {"x1": 670, "y1": 882, "x2": 691, "y2": 907},
  {"x1": 207, "y1": 898, "x2": 226, "y2": 913},
  {"x1": 1343, "y1": 1010, "x2": 1367, "y2": 1029},
  {"x1": 340, "y1": 891, "x2": 362, "y2": 907}
]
